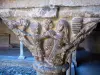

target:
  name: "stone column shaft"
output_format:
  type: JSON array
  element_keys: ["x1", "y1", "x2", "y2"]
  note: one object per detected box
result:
[{"x1": 18, "y1": 41, "x2": 25, "y2": 59}]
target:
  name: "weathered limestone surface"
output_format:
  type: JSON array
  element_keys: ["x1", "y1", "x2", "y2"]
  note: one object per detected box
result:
[
  {"x1": 0, "y1": 7, "x2": 57, "y2": 18},
  {"x1": 1, "y1": 6, "x2": 100, "y2": 18},
  {"x1": 1, "y1": 0, "x2": 100, "y2": 8},
  {"x1": 59, "y1": 6, "x2": 100, "y2": 18},
  {"x1": 50, "y1": 0, "x2": 100, "y2": 6},
  {"x1": 0, "y1": 0, "x2": 49, "y2": 8}
]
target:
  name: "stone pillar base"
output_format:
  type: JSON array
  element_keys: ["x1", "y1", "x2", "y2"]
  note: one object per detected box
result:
[
  {"x1": 33, "y1": 60, "x2": 69, "y2": 75},
  {"x1": 37, "y1": 71, "x2": 66, "y2": 75},
  {"x1": 18, "y1": 56, "x2": 25, "y2": 59}
]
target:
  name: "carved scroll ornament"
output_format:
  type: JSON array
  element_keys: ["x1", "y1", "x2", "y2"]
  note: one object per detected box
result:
[{"x1": 2, "y1": 17, "x2": 100, "y2": 66}]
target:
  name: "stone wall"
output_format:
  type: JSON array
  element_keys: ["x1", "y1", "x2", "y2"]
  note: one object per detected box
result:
[{"x1": 0, "y1": 21, "x2": 19, "y2": 46}]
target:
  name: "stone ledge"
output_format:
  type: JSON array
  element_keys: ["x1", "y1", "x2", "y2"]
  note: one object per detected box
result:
[
  {"x1": 0, "y1": 0, "x2": 49, "y2": 8},
  {"x1": 0, "y1": 7, "x2": 57, "y2": 18},
  {"x1": 1, "y1": 0, "x2": 100, "y2": 8},
  {"x1": 50, "y1": 0, "x2": 100, "y2": 6},
  {"x1": 59, "y1": 6, "x2": 100, "y2": 18}
]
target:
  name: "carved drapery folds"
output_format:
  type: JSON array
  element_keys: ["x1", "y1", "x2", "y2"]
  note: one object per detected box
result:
[{"x1": 1, "y1": 17, "x2": 100, "y2": 66}]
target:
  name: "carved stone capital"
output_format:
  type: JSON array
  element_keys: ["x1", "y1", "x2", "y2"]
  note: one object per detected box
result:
[{"x1": 1, "y1": 17, "x2": 99, "y2": 74}]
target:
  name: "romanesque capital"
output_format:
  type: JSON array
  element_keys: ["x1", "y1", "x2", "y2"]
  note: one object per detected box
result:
[
  {"x1": 1, "y1": 17, "x2": 100, "y2": 65},
  {"x1": 0, "y1": 16, "x2": 99, "y2": 74}
]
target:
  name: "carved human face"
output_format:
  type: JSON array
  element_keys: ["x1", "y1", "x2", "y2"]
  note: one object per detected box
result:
[
  {"x1": 43, "y1": 19, "x2": 53, "y2": 31},
  {"x1": 44, "y1": 23, "x2": 49, "y2": 31},
  {"x1": 56, "y1": 20, "x2": 64, "y2": 32},
  {"x1": 18, "y1": 19, "x2": 28, "y2": 31},
  {"x1": 31, "y1": 23, "x2": 41, "y2": 34}
]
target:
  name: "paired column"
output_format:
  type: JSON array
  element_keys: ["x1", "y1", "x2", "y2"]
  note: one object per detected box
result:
[{"x1": 18, "y1": 40, "x2": 25, "y2": 59}]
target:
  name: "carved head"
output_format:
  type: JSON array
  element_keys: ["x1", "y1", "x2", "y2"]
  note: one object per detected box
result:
[
  {"x1": 17, "y1": 19, "x2": 29, "y2": 31},
  {"x1": 56, "y1": 19, "x2": 69, "y2": 32},
  {"x1": 56, "y1": 19, "x2": 70, "y2": 43},
  {"x1": 30, "y1": 22, "x2": 41, "y2": 34},
  {"x1": 43, "y1": 19, "x2": 53, "y2": 31}
]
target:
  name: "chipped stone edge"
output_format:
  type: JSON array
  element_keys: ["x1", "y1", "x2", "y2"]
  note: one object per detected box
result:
[{"x1": 0, "y1": 7, "x2": 57, "y2": 18}]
